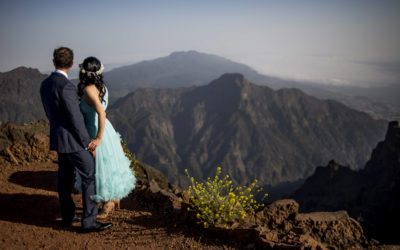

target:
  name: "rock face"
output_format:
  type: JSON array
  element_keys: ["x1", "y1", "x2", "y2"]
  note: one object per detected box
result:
[
  {"x1": 295, "y1": 211, "x2": 366, "y2": 248},
  {"x1": 292, "y1": 121, "x2": 400, "y2": 244},
  {"x1": 109, "y1": 73, "x2": 386, "y2": 191},
  {"x1": 257, "y1": 199, "x2": 299, "y2": 232},
  {"x1": 0, "y1": 120, "x2": 56, "y2": 164},
  {"x1": 0, "y1": 67, "x2": 47, "y2": 123},
  {"x1": 248, "y1": 199, "x2": 368, "y2": 249},
  {"x1": 122, "y1": 160, "x2": 183, "y2": 214}
]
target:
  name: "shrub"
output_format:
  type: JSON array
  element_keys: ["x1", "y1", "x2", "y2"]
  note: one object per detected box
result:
[
  {"x1": 121, "y1": 139, "x2": 139, "y2": 177},
  {"x1": 184, "y1": 166, "x2": 268, "y2": 228}
]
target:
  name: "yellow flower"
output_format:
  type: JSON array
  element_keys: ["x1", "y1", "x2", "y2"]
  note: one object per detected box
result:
[{"x1": 184, "y1": 166, "x2": 267, "y2": 228}]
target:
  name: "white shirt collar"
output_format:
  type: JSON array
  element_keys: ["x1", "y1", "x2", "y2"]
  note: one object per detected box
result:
[{"x1": 54, "y1": 69, "x2": 68, "y2": 79}]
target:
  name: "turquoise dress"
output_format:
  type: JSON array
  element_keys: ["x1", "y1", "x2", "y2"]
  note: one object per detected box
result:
[{"x1": 75, "y1": 86, "x2": 136, "y2": 202}]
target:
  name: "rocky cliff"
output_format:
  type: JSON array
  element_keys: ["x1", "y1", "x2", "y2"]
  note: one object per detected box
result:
[
  {"x1": 292, "y1": 121, "x2": 400, "y2": 244},
  {"x1": 0, "y1": 120, "x2": 56, "y2": 165}
]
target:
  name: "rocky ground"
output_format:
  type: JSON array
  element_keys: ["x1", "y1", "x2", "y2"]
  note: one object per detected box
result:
[
  {"x1": 3, "y1": 163, "x2": 400, "y2": 250},
  {"x1": 0, "y1": 161, "x2": 249, "y2": 249}
]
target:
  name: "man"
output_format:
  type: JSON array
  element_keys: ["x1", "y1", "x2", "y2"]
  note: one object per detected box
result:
[{"x1": 40, "y1": 47, "x2": 112, "y2": 232}]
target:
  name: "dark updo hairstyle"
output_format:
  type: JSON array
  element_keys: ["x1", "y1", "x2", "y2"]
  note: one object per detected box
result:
[{"x1": 78, "y1": 56, "x2": 106, "y2": 102}]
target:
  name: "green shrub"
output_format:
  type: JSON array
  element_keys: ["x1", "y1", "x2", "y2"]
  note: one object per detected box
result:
[
  {"x1": 121, "y1": 139, "x2": 139, "y2": 177},
  {"x1": 184, "y1": 167, "x2": 268, "y2": 228}
]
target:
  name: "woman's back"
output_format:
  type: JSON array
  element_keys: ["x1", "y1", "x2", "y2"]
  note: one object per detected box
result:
[{"x1": 80, "y1": 86, "x2": 108, "y2": 138}]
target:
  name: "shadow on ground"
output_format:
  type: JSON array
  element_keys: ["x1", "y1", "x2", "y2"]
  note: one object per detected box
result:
[
  {"x1": 3, "y1": 170, "x2": 80, "y2": 231},
  {"x1": 9, "y1": 171, "x2": 57, "y2": 192},
  {"x1": 0, "y1": 192, "x2": 74, "y2": 230}
]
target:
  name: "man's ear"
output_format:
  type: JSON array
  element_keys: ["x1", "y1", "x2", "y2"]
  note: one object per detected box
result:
[
  {"x1": 53, "y1": 59, "x2": 56, "y2": 67},
  {"x1": 70, "y1": 61, "x2": 74, "y2": 68}
]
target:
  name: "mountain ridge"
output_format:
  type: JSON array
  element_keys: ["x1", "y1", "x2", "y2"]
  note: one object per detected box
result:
[
  {"x1": 0, "y1": 67, "x2": 47, "y2": 123},
  {"x1": 108, "y1": 73, "x2": 387, "y2": 192},
  {"x1": 103, "y1": 50, "x2": 399, "y2": 120}
]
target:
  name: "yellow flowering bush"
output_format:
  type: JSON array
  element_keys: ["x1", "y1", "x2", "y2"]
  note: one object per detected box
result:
[
  {"x1": 185, "y1": 167, "x2": 268, "y2": 228},
  {"x1": 121, "y1": 139, "x2": 139, "y2": 177}
]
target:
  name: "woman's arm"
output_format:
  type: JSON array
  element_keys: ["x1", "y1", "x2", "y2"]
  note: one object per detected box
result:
[{"x1": 83, "y1": 84, "x2": 106, "y2": 151}]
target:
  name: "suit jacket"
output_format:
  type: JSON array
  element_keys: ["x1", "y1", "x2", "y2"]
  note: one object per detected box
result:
[{"x1": 40, "y1": 72, "x2": 91, "y2": 153}]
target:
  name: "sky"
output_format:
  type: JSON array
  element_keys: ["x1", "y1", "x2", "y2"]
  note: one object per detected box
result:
[{"x1": 1, "y1": 0, "x2": 399, "y2": 86}]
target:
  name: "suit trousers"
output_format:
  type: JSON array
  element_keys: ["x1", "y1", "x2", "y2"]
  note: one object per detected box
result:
[{"x1": 57, "y1": 150, "x2": 97, "y2": 228}]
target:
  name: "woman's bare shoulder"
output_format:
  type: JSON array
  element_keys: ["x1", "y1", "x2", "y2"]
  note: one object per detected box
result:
[{"x1": 83, "y1": 84, "x2": 99, "y2": 94}]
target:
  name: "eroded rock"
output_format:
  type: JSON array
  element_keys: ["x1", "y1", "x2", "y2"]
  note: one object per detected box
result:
[
  {"x1": 0, "y1": 120, "x2": 56, "y2": 164},
  {"x1": 295, "y1": 211, "x2": 368, "y2": 249}
]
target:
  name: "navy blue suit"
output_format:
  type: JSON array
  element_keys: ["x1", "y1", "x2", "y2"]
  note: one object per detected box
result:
[{"x1": 40, "y1": 71, "x2": 97, "y2": 228}]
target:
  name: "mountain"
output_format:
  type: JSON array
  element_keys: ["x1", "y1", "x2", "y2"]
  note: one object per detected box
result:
[
  {"x1": 108, "y1": 73, "x2": 386, "y2": 192},
  {"x1": 103, "y1": 50, "x2": 333, "y2": 102},
  {"x1": 104, "y1": 50, "x2": 400, "y2": 120},
  {"x1": 291, "y1": 121, "x2": 400, "y2": 244},
  {"x1": 0, "y1": 67, "x2": 47, "y2": 123},
  {"x1": 103, "y1": 50, "x2": 268, "y2": 102}
]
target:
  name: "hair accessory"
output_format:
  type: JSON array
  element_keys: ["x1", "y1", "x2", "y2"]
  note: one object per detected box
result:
[
  {"x1": 79, "y1": 64, "x2": 86, "y2": 73},
  {"x1": 79, "y1": 63, "x2": 104, "y2": 76},
  {"x1": 96, "y1": 64, "x2": 104, "y2": 75}
]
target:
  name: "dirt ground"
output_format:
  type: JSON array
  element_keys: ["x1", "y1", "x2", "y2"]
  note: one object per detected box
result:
[{"x1": 0, "y1": 162, "x2": 246, "y2": 249}]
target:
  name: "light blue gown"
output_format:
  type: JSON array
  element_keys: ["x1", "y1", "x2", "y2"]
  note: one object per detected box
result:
[{"x1": 75, "y1": 86, "x2": 136, "y2": 202}]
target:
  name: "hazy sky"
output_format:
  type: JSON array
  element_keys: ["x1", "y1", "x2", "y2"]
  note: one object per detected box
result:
[{"x1": 1, "y1": 0, "x2": 399, "y2": 86}]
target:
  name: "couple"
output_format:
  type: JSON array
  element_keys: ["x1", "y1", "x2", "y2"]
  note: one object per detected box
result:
[{"x1": 40, "y1": 47, "x2": 136, "y2": 233}]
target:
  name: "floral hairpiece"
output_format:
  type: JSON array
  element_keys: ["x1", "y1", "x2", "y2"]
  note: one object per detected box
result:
[{"x1": 79, "y1": 63, "x2": 104, "y2": 76}]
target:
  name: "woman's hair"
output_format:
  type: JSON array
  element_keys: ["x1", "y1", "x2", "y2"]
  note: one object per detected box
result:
[{"x1": 78, "y1": 56, "x2": 106, "y2": 102}]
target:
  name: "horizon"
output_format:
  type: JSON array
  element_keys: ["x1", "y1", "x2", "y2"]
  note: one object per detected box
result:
[{"x1": 1, "y1": 0, "x2": 400, "y2": 86}]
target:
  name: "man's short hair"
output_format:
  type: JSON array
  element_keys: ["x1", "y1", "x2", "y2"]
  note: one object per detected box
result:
[{"x1": 53, "y1": 47, "x2": 73, "y2": 69}]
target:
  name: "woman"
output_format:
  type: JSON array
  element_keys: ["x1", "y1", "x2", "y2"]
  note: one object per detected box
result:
[{"x1": 75, "y1": 56, "x2": 136, "y2": 218}]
